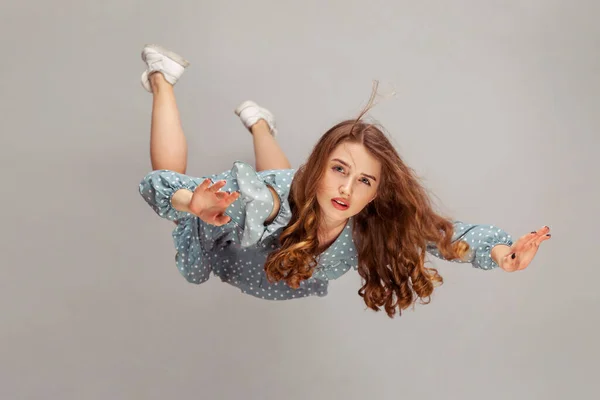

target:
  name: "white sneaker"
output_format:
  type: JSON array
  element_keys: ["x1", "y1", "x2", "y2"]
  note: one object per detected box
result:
[
  {"x1": 140, "y1": 44, "x2": 190, "y2": 92},
  {"x1": 234, "y1": 101, "x2": 278, "y2": 137}
]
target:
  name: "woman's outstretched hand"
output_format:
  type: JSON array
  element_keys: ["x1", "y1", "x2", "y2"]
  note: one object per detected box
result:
[
  {"x1": 189, "y1": 179, "x2": 240, "y2": 226},
  {"x1": 497, "y1": 226, "x2": 552, "y2": 272}
]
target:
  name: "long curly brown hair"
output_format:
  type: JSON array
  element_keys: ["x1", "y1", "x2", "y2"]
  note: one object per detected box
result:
[{"x1": 264, "y1": 108, "x2": 470, "y2": 318}]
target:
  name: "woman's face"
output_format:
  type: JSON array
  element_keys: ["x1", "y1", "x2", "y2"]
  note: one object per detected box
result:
[{"x1": 316, "y1": 142, "x2": 381, "y2": 225}]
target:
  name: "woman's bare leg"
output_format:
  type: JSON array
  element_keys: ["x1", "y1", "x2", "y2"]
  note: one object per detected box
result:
[
  {"x1": 149, "y1": 73, "x2": 188, "y2": 174},
  {"x1": 250, "y1": 120, "x2": 291, "y2": 171}
]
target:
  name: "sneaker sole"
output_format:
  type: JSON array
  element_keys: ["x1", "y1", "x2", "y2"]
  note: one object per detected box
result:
[{"x1": 142, "y1": 44, "x2": 190, "y2": 67}]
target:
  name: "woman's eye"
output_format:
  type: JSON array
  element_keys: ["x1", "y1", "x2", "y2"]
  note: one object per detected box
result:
[
  {"x1": 361, "y1": 178, "x2": 371, "y2": 186},
  {"x1": 333, "y1": 166, "x2": 344, "y2": 173}
]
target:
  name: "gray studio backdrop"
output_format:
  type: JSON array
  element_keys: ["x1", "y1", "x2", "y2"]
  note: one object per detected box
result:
[{"x1": 1, "y1": 1, "x2": 598, "y2": 399}]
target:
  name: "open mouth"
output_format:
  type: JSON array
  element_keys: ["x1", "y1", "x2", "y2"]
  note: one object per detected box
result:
[{"x1": 331, "y1": 199, "x2": 349, "y2": 210}]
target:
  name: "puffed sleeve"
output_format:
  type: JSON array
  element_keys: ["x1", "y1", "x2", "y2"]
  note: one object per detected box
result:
[
  {"x1": 227, "y1": 162, "x2": 276, "y2": 246},
  {"x1": 426, "y1": 221, "x2": 514, "y2": 270},
  {"x1": 139, "y1": 169, "x2": 206, "y2": 222},
  {"x1": 139, "y1": 161, "x2": 295, "y2": 247},
  {"x1": 227, "y1": 161, "x2": 296, "y2": 247}
]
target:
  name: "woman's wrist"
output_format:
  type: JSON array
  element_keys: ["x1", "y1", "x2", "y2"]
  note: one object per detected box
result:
[
  {"x1": 491, "y1": 244, "x2": 511, "y2": 268},
  {"x1": 171, "y1": 189, "x2": 194, "y2": 213}
]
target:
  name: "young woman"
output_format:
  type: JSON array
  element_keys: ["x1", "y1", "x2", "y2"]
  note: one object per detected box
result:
[{"x1": 138, "y1": 44, "x2": 551, "y2": 318}]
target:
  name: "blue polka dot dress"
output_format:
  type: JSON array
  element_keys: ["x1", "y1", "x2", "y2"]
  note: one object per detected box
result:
[{"x1": 139, "y1": 161, "x2": 513, "y2": 300}]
